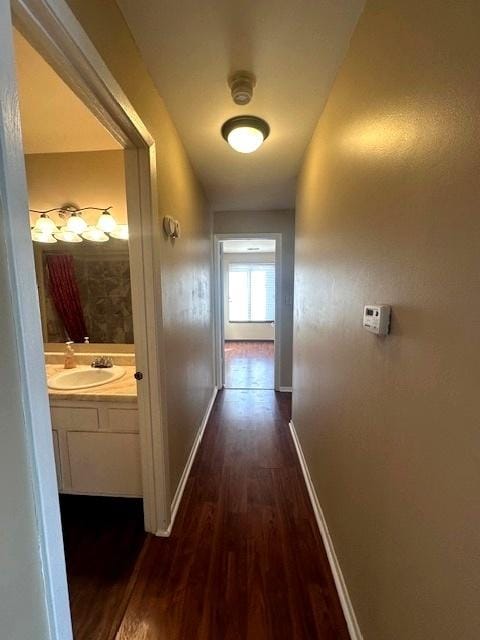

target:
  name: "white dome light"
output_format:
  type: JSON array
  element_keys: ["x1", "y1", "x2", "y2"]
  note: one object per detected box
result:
[
  {"x1": 97, "y1": 210, "x2": 117, "y2": 233},
  {"x1": 227, "y1": 126, "x2": 265, "y2": 153},
  {"x1": 82, "y1": 226, "x2": 109, "y2": 242},
  {"x1": 54, "y1": 229, "x2": 83, "y2": 243},
  {"x1": 66, "y1": 213, "x2": 87, "y2": 234},
  {"x1": 109, "y1": 224, "x2": 129, "y2": 240},
  {"x1": 221, "y1": 116, "x2": 270, "y2": 154}
]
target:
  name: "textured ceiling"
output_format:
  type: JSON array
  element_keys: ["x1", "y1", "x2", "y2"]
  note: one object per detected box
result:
[
  {"x1": 13, "y1": 30, "x2": 120, "y2": 154},
  {"x1": 117, "y1": 0, "x2": 364, "y2": 211}
]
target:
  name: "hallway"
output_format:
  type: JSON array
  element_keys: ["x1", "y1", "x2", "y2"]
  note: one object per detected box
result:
[{"x1": 113, "y1": 389, "x2": 348, "y2": 639}]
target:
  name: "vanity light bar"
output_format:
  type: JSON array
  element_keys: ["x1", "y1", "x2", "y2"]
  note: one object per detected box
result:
[{"x1": 30, "y1": 206, "x2": 129, "y2": 244}]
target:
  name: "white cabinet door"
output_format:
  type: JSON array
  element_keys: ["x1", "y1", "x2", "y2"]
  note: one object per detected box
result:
[{"x1": 66, "y1": 432, "x2": 142, "y2": 496}]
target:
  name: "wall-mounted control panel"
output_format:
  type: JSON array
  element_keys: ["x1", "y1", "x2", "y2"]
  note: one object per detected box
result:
[{"x1": 363, "y1": 305, "x2": 391, "y2": 335}]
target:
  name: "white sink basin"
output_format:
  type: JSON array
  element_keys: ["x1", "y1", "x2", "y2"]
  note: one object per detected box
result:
[{"x1": 48, "y1": 365, "x2": 125, "y2": 390}]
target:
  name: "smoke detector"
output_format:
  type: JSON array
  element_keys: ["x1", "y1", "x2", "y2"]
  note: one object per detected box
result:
[{"x1": 228, "y1": 71, "x2": 256, "y2": 106}]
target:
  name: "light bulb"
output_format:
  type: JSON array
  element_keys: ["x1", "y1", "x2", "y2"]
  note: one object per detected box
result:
[
  {"x1": 96, "y1": 210, "x2": 117, "y2": 233},
  {"x1": 54, "y1": 228, "x2": 83, "y2": 243},
  {"x1": 33, "y1": 214, "x2": 57, "y2": 234},
  {"x1": 227, "y1": 126, "x2": 265, "y2": 153},
  {"x1": 109, "y1": 224, "x2": 129, "y2": 240},
  {"x1": 221, "y1": 116, "x2": 270, "y2": 154},
  {"x1": 82, "y1": 226, "x2": 109, "y2": 242},
  {"x1": 66, "y1": 213, "x2": 87, "y2": 234},
  {"x1": 31, "y1": 229, "x2": 57, "y2": 243}
]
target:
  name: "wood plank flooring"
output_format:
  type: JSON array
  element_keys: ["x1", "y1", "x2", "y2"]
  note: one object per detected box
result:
[
  {"x1": 224, "y1": 340, "x2": 274, "y2": 389},
  {"x1": 113, "y1": 389, "x2": 349, "y2": 639}
]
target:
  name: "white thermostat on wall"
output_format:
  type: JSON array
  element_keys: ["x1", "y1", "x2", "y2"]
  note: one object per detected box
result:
[{"x1": 363, "y1": 304, "x2": 391, "y2": 335}]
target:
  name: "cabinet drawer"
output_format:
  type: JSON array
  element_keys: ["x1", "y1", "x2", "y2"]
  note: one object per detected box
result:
[
  {"x1": 67, "y1": 431, "x2": 142, "y2": 496},
  {"x1": 50, "y1": 406, "x2": 99, "y2": 431},
  {"x1": 107, "y1": 407, "x2": 139, "y2": 432}
]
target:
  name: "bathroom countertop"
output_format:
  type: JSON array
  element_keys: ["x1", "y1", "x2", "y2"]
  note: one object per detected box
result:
[{"x1": 46, "y1": 364, "x2": 138, "y2": 403}]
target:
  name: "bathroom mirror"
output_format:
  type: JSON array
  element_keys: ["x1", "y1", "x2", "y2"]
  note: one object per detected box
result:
[{"x1": 33, "y1": 239, "x2": 134, "y2": 344}]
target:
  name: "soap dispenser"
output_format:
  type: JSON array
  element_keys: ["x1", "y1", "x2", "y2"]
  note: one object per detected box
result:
[{"x1": 64, "y1": 341, "x2": 77, "y2": 369}]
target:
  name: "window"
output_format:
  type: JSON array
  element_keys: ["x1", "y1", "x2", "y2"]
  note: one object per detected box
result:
[{"x1": 228, "y1": 263, "x2": 275, "y2": 322}]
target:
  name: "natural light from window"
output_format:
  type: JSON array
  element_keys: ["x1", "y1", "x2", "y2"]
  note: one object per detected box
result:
[{"x1": 228, "y1": 263, "x2": 275, "y2": 322}]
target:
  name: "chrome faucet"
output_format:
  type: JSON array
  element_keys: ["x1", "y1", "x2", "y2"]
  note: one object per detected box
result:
[{"x1": 91, "y1": 356, "x2": 113, "y2": 368}]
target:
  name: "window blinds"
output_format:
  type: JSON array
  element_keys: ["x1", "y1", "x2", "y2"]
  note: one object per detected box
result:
[{"x1": 228, "y1": 263, "x2": 275, "y2": 322}]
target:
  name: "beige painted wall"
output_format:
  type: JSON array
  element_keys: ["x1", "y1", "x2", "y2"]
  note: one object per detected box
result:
[
  {"x1": 67, "y1": 0, "x2": 214, "y2": 502},
  {"x1": 25, "y1": 150, "x2": 127, "y2": 226},
  {"x1": 224, "y1": 252, "x2": 275, "y2": 341},
  {"x1": 214, "y1": 210, "x2": 294, "y2": 387},
  {"x1": 293, "y1": 1, "x2": 480, "y2": 638}
]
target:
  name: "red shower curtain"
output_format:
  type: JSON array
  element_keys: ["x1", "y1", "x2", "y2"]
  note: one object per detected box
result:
[{"x1": 46, "y1": 254, "x2": 88, "y2": 343}]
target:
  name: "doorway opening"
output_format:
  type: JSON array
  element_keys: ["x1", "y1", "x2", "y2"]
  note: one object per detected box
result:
[
  {"x1": 215, "y1": 234, "x2": 282, "y2": 391},
  {"x1": 3, "y1": 4, "x2": 170, "y2": 636},
  {"x1": 13, "y1": 26, "x2": 149, "y2": 639},
  {"x1": 224, "y1": 238, "x2": 276, "y2": 389}
]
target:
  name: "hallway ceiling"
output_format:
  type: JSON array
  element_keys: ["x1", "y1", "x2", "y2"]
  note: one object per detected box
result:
[{"x1": 116, "y1": 0, "x2": 364, "y2": 211}]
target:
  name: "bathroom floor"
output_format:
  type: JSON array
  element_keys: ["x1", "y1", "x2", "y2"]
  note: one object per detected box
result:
[{"x1": 60, "y1": 495, "x2": 146, "y2": 640}]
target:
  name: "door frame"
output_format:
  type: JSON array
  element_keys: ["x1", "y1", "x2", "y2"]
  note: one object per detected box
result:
[
  {"x1": 4, "y1": 0, "x2": 170, "y2": 636},
  {"x1": 214, "y1": 233, "x2": 282, "y2": 391}
]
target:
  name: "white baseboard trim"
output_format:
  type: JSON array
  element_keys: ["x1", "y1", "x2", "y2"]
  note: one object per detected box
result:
[
  {"x1": 289, "y1": 420, "x2": 363, "y2": 640},
  {"x1": 156, "y1": 386, "x2": 218, "y2": 537},
  {"x1": 279, "y1": 386, "x2": 292, "y2": 392}
]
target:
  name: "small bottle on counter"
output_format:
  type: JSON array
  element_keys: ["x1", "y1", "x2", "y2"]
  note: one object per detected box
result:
[{"x1": 64, "y1": 341, "x2": 77, "y2": 369}]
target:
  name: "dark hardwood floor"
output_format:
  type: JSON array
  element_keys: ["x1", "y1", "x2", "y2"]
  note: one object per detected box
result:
[
  {"x1": 224, "y1": 340, "x2": 274, "y2": 389},
  {"x1": 60, "y1": 495, "x2": 146, "y2": 640},
  {"x1": 113, "y1": 389, "x2": 349, "y2": 639}
]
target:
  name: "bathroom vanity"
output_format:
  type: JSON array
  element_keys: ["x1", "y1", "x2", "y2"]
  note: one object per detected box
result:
[{"x1": 47, "y1": 364, "x2": 142, "y2": 497}]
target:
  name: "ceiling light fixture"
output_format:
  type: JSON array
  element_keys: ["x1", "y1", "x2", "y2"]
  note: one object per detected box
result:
[{"x1": 221, "y1": 115, "x2": 270, "y2": 154}]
